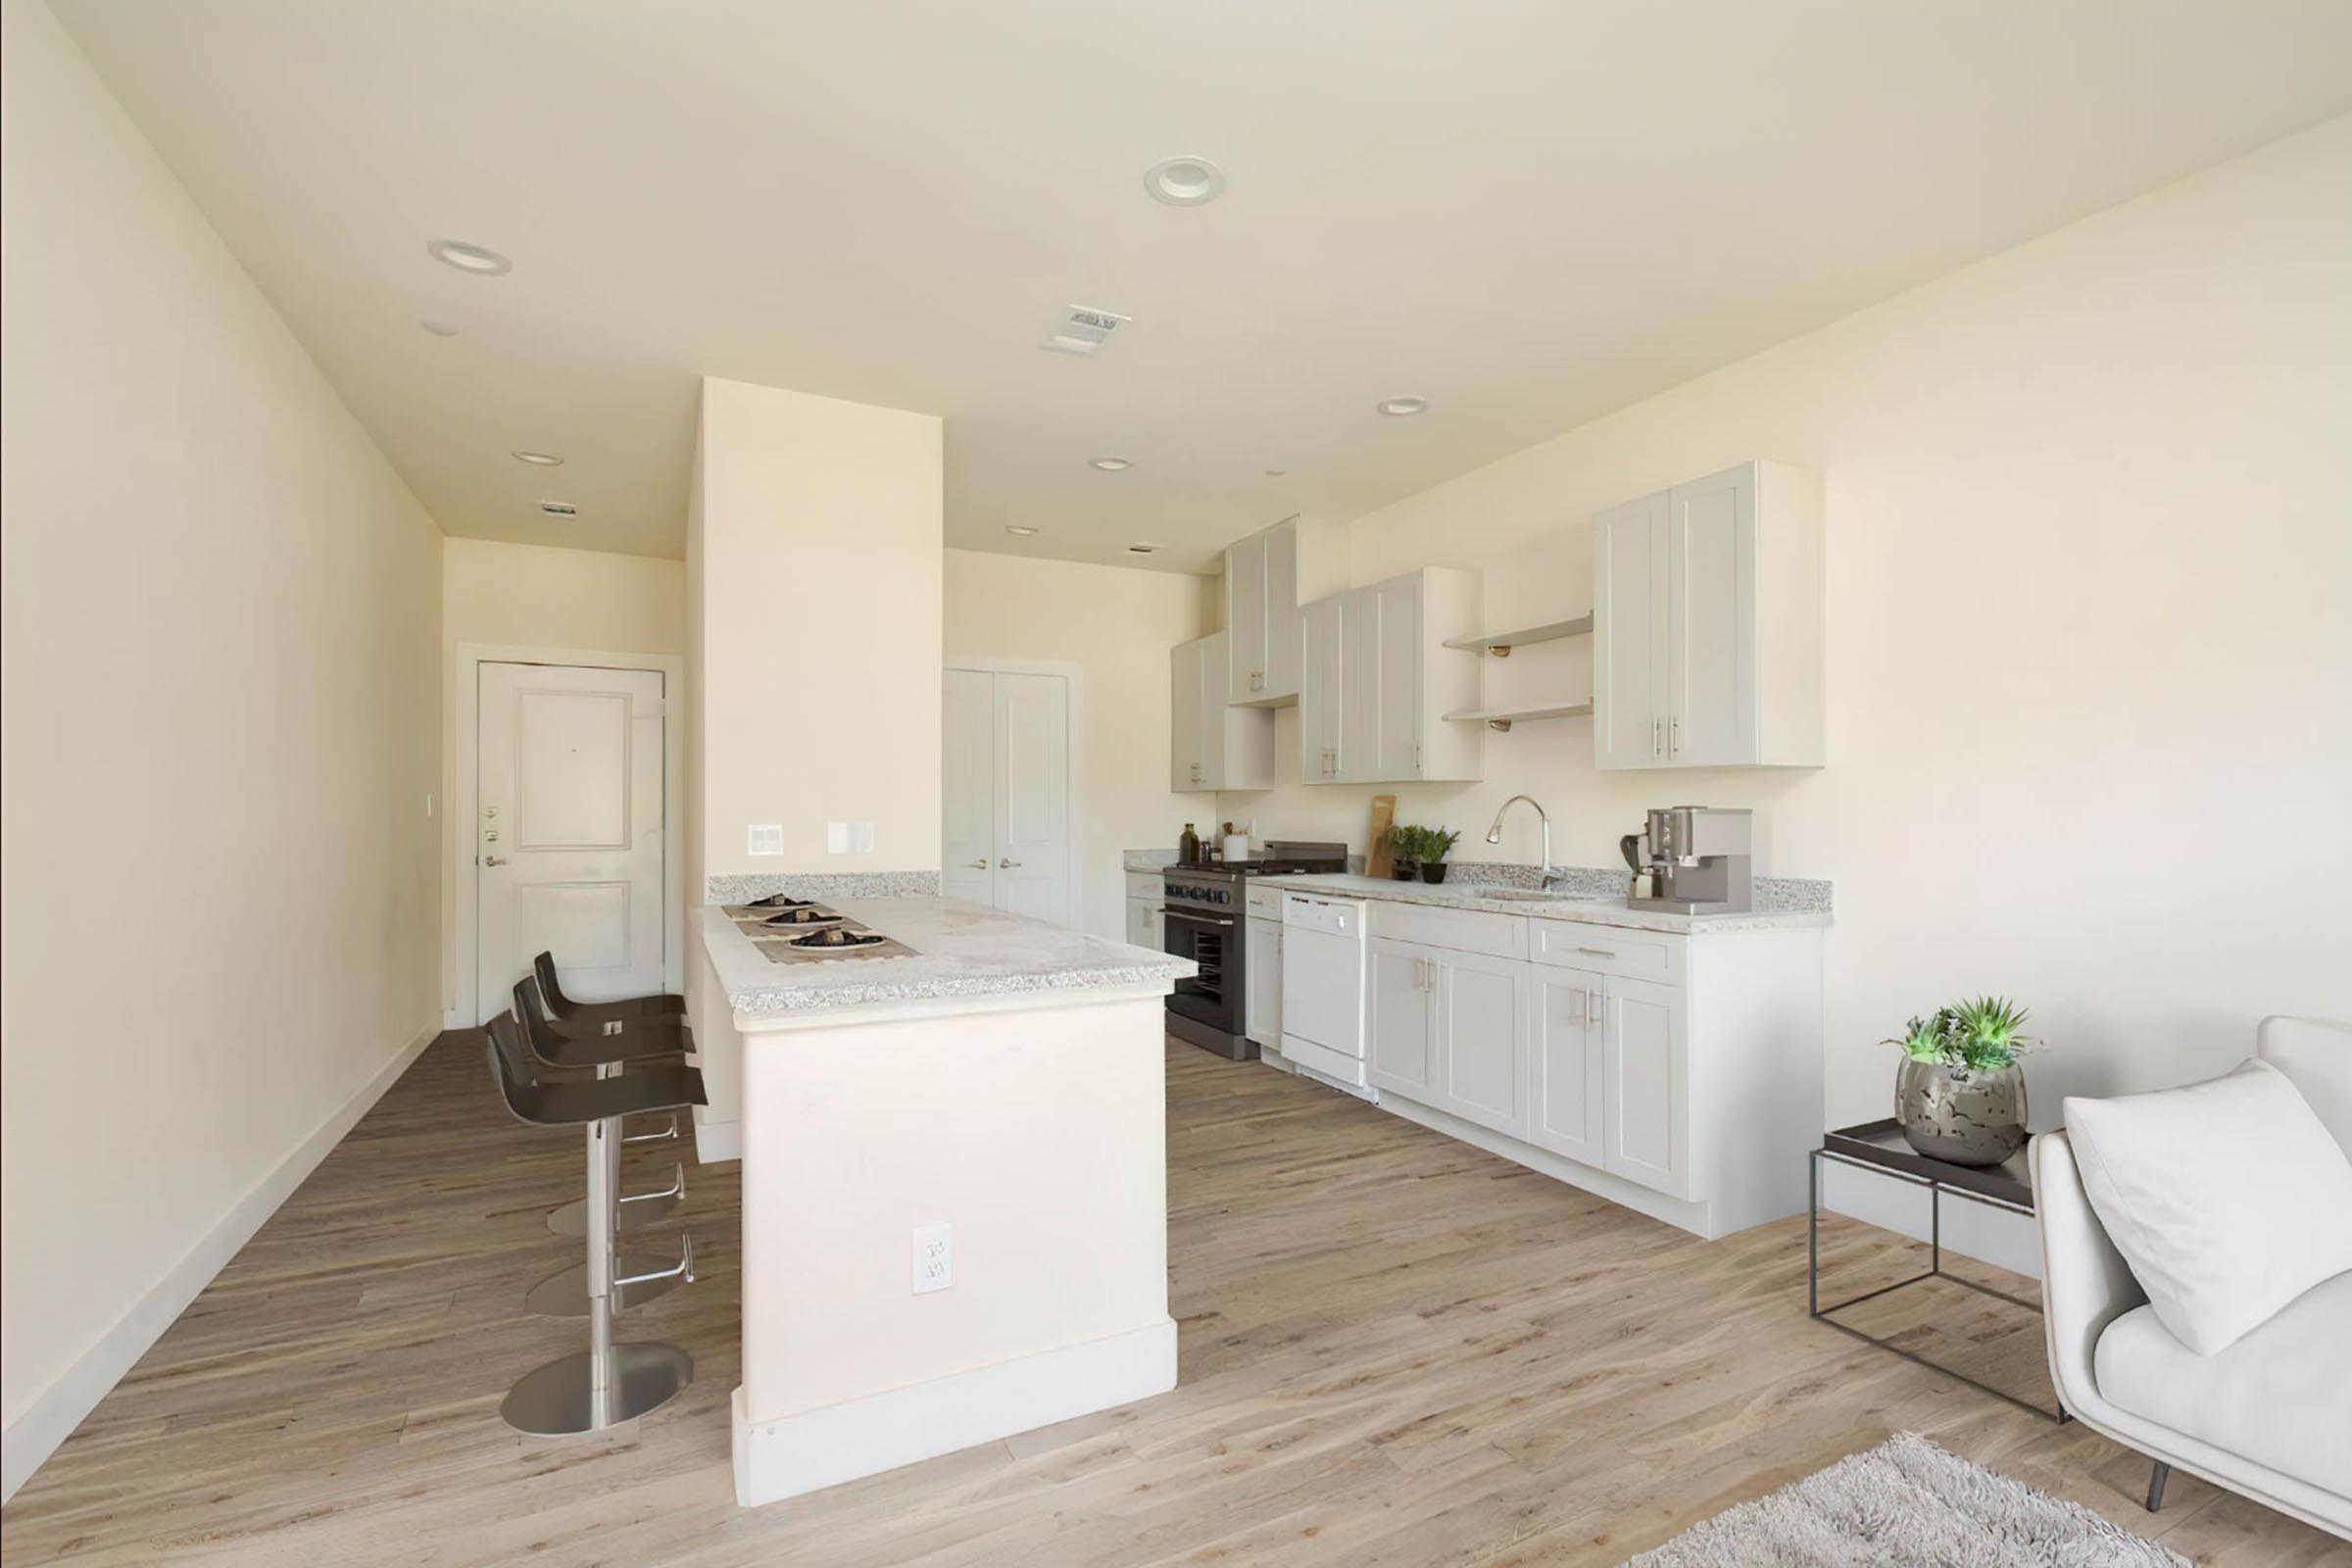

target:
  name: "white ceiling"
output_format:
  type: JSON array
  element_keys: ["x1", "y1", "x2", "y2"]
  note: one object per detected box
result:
[{"x1": 52, "y1": 1, "x2": 2352, "y2": 568}]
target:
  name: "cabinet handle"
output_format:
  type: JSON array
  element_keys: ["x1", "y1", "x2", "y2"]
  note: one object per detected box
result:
[
  {"x1": 1576, "y1": 946, "x2": 1616, "y2": 958},
  {"x1": 1587, "y1": 988, "x2": 1601, "y2": 1026},
  {"x1": 1652, "y1": 717, "x2": 1663, "y2": 759},
  {"x1": 998, "y1": 858, "x2": 1021, "y2": 869},
  {"x1": 966, "y1": 858, "x2": 988, "y2": 868},
  {"x1": 1671, "y1": 717, "x2": 1680, "y2": 757}
]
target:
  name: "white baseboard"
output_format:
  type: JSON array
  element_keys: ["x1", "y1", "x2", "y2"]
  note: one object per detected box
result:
[
  {"x1": 732, "y1": 1316, "x2": 1177, "y2": 1507},
  {"x1": 0, "y1": 1019, "x2": 442, "y2": 1503},
  {"x1": 690, "y1": 1114, "x2": 741, "y2": 1164}
]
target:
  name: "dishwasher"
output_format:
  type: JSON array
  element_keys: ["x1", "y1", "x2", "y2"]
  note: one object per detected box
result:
[{"x1": 1280, "y1": 892, "x2": 1372, "y2": 1093}]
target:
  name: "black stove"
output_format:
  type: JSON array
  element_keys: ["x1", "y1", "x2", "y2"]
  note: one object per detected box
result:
[{"x1": 1163, "y1": 840, "x2": 1347, "y2": 1060}]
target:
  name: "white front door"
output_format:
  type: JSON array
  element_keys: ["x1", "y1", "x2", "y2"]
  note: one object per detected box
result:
[
  {"x1": 941, "y1": 667, "x2": 1073, "y2": 925},
  {"x1": 476, "y1": 662, "x2": 665, "y2": 1022}
]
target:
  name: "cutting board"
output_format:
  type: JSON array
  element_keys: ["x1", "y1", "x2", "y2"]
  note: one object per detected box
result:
[{"x1": 1364, "y1": 794, "x2": 1397, "y2": 879}]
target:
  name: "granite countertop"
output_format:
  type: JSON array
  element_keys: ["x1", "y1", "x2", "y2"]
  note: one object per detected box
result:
[
  {"x1": 1122, "y1": 848, "x2": 1175, "y2": 872},
  {"x1": 1250, "y1": 873, "x2": 1831, "y2": 935},
  {"x1": 701, "y1": 898, "x2": 1195, "y2": 1026}
]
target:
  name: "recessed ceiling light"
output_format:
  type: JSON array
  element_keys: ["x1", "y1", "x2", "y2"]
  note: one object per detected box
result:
[
  {"x1": 1004, "y1": 525, "x2": 1039, "y2": 536},
  {"x1": 1091, "y1": 456, "x2": 1133, "y2": 471},
  {"x1": 1127, "y1": 543, "x2": 1159, "y2": 555},
  {"x1": 1144, "y1": 156, "x2": 1226, "y2": 207},
  {"x1": 1376, "y1": 396, "x2": 1430, "y2": 416},
  {"x1": 537, "y1": 501, "x2": 578, "y2": 517},
  {"x1": 511, "y1": 450, "x2": 564, "y2": 466},
  {"x1": 419, "y1": 318, "x2": 460, "y2": 337},
  {"x1": 426, "y1": 238, "x2": 512, "y2": 275}
]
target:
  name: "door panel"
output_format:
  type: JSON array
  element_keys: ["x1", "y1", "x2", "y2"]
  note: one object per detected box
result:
[
  {"x1": 477, "y1": 662, "x2": 664, "y2": 1021},
  {"x1": 1227, "y1": 534, "x2": 1265, "y2": 702},
  {"x1": 1337, "y1": 587, "x2": 1380, "y2": 782},
  {"x1": 1374, "y1": 576, "x2": 1421, "y2": 780},
  {"x1": 1437, "y1": 950, "x2": 1527, "y2": 1138},
  {"x1": 942, "y1": 668, "x2": 996, "y2": 905},
  {"x1": 1530, "y1": 964, "x2": 1605, "y2": 1166},
  {"x1": 1667, "y1": 466, "x2": 1754, "y2": 765},
  {"x1": 1197, "y1": 630, "x2": 1230, "y2": 786},
  {"x1": 1300, "y1": 598, "x2": 1342, "y2": 781},
  {"x1": 1170, "y1": 639, "x2": 1202, "y2": 790},
  {"x1": 1245, "y1": 919, "x2": 1282, "y2": 1048},
  {"x1": 1366, "y1": 938, "x2": 1436, "y2": 1099},
  {"x1": 1263, "y1": 520, "x2": 1300, "y2": 701},
  {"x1": 993, "y1": 672, "x2": 1069, "y2": 921},
  {"x1": 1594, "y1": 491, "x2": 1667, "y2": 770},
  {"x1": 1604, "y1": 975, "x2": 1690, "y2": 1197}
]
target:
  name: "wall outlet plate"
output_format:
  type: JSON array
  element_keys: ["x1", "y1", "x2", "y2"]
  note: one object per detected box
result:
[
  {"x1": 827, "y1": 821, "x2": 851, "y2": 855},
  {"x1": 748, "y1": 823, "x2": 784, "y2": 856},
  {"x1": 911, "y1": 1222, "x2": 952, "y2": 1294}
]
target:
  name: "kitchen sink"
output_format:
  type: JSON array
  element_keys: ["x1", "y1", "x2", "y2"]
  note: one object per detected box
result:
[{"x1": 1474, "y1": 889, "x2": 1617, "y2": 906}]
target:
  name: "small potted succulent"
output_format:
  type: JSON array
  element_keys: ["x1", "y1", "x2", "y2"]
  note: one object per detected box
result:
[
  {"x1": 1388, "y1": 824, "x2": 1462, "y2": 884},
  {"x1": 1884, "y1": 997, "x2": 2039, "y2": 1166}
]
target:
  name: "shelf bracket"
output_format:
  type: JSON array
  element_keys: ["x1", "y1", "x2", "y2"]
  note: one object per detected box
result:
[
  {"x1": 1487, "y1": 718, "x2": 1514, "y2": 732},
  {"x1": 1489, "y1": 644, "x2": 1511, "y2": 659}
]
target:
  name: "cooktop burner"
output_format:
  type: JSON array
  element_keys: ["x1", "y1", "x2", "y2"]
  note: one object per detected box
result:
[
  {"x1": 744, "y1": 894, "x2": 816, "y2": 909},
  {"x1": 788, "y1": 927, "x2": 888, "y2": 951},
  {"x1": 762, "y1": 906, "x2": 842, "y2": 927}
]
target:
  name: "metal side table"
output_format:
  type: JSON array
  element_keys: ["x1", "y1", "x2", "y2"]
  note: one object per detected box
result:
[{"x1": 1809, "y1": 1119, "x2": 2065, "y2": 1423}]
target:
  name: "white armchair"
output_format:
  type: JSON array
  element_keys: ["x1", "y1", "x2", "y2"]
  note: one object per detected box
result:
[{"x1": 2032, "y1": 1015, "x2": 2352, "y2": 1539}]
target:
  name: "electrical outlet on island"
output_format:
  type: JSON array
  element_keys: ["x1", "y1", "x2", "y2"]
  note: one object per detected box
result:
[{"x1": 911, "y1": 1222, "x2": 952, "y2": 1294}]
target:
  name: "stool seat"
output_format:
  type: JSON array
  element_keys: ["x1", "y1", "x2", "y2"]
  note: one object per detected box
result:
[
  {"x1": 514, "y1": 977, "x2": 691, "y2": 1071},
  {"x1": 488, "y1": 1013, "x2": 704, "y2": 1123},
  {"x1": 533, "y1": 951, "x2": 684, "y2": 1027}
]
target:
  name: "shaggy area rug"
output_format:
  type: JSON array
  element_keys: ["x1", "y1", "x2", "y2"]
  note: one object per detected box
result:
[{"x1": 1625, "y1": 1432, "x2": 2185, "y2": 1566}]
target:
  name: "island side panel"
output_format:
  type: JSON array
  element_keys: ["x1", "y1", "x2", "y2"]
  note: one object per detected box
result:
[
  {"x1": 734, "y1": 992, "x2": 1175, "y2": 1502},
  {"x1": 688, "y1": 940, "x2": 744, "y2": 1161}
]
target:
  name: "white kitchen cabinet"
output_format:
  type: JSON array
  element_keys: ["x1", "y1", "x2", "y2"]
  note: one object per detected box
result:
[
  {"x1": 1592, "y1": 461, "x2": 1824, "y2": 770},
  {"x1": 1224, "y1": 514, "x2": 1343, "y2": 706},
  {"x1": 1601, "y1": 974, "x2": 1689, "y2": 1197},
  {"x1": 1170, "y1": 630, "x2": 1273, "y2": 791},
  {"x1": 1125, "y1": 896, "x2": 1162, "y2": 951},
  {"x1": 1227, "y1": 524, "x2": 1267, "y2": 702},
  {"x1": 1298, "y1": 567, "x2": 1482, "y2": 784},
  {"x1": 1530, "y1": 965, "x2": 1606, "y2": 1167},
  {"x1": 1434, "y1": 949, "x2": 1531, "y2": 1140},
  {"x1": 1366, "y1": 937, "x2": 1438, "y2": 1100},
  {"x1": 1245, "y1": 914, "x2": 1283, "y2": 1049}
]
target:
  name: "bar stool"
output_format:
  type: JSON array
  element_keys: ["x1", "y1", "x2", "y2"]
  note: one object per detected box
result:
[
  {"x1": 486, "y1": 1011, "x2": 705, "y2": 1436},
  {"x1": 531, "y1": 950, "x2": 684, "y2": 1027},
  {"x1": 512, "y1": 977, "x2": 694, "y2": 1316}
]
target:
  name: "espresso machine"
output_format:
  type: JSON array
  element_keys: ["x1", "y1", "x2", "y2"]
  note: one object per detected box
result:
[{"x1": 1619, "y1": 807, "x2": 1753, "y2": 913}]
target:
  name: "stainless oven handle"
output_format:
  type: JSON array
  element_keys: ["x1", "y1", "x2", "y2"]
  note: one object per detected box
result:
[{"x1": 1163, "y1": 908, "x2": 1236, "y2": 929}]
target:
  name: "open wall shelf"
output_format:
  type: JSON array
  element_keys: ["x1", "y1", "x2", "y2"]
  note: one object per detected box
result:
[
  {"x1": 1441, "y1": 700, "x2": 1593, "y2": 732},
  {"x1": 1443, "y1": 613, "x2": 1593, "y2": 657}
]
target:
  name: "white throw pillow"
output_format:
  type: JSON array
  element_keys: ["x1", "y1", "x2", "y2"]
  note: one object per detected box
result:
[{"x1": 2064, "y1": 1058, "x2": 2352, "y2": 1356}]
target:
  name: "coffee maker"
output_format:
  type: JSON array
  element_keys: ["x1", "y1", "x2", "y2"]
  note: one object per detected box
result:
[{"x1": 1619, "y1": 807, "x2": 1753, "y2": 913}]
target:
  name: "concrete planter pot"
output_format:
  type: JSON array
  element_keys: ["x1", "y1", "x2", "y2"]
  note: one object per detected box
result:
[{"x1": 1895, "y1": 1058, "x2": 2029, "y2": 1167}]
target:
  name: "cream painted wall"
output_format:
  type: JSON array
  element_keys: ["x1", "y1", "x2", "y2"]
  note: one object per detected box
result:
[
  {"x1": 692, "y1": 376, "x2": 944, "y2": 880},
  {"x1": 944, "y1": 549, "x2": 1216, "y2": 938},
  {"x1": 0, "y1": 0, "x2": 442, "y2": 1498},
  {"x1": 437, "y1": 537, "x2": 685, "y2": 1013},
  {"x1": 1223, "y1": 116, "x2": 2352, "y2": 1127}
]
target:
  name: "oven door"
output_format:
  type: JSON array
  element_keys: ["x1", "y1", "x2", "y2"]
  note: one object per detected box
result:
[{"x1": 1163, "y1": 906, "x2": 1242, "y2": 1032}]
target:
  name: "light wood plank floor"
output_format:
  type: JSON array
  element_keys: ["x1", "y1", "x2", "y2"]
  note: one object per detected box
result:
[{"x1": 6, "y1": 1034, "x2": 2343, "y2": 1566}]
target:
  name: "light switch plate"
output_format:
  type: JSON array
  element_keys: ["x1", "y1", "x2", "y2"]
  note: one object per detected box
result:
[
  {"x1": 826, "y1": 821, "x2": 851, "y2": 855},
  {"x1": 911, "y1": 1223, "x2": 952, "y2": 1294},
  {"x1": 748, "y1": 823, "x2": 784, "y2": 857}
]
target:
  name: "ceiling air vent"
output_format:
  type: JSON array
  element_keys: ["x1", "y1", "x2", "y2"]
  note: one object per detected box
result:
[
  {"x1": 1039, "y1": 305, "x2": 1131, "y2": 358},
  {"x1": 537, "y1": 501, "x2": 579, "y2": 516}
]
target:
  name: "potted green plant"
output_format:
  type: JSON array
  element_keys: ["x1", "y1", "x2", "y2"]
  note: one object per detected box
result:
[
  {"x1": 1387, "y1": 824, "x2": 1461, "y2": 884},
  {"x1": 1383, "y1": 823, "x2": 1422, "y2": 880},
  {"x1": 1413, "y1": 825, "x2": 1461, "y2": 884},
  {"x1": 1884, "y1": 997, "x2": 2039, "y2": 1166}
]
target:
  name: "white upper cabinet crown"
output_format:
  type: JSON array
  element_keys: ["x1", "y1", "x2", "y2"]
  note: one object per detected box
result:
[
  {"x1": 1171, "y1": 629, "x2": 1274, "y2": 791},
  {"x1": 1222, "y1": 515, "x2": 1343, "y2": 707},
  {"x1": 1298, "y1": 567, "x2": 1483, "y2": 784},
  {"x1": 1593, "y1": 461, "x2": 1824, "y2": 770}
]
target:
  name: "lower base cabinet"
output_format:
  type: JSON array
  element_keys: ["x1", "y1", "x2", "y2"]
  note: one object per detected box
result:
[
  {"x1": 1125, "y1": 896, "x2": 1161, "y2": 950},
  {"x1": 1367, "y1": 938, "x2": 1439, "y2": 1100},
  {"x1": 1245, "y1": 916, "x2": 1282, "y2": 1049}
]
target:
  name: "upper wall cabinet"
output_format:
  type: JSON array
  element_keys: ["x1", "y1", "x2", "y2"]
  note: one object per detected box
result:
[
  {"x1": 1223, "y1": 515, "x2": 1344, "y2": 707},
  {"x1": 1172, "y1": 630, "x2": 1274, "y2": 791},
  {"x1": 1298, "y1": 567, "x2": 1483, "y2": 784},
  {"x1": 1593, "y1": 461, "x2": 1824, "y2": 770}
]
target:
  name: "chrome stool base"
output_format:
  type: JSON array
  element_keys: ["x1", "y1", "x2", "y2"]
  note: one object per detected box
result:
[
  {"x1": 500, "y1": 1343, "x2": 693, "y2": 1436},
  {"x1": 525, "y1": 1256, "x2": 687, "y2": 1318},
  {"x1": 545, "y1": 1188, "x2": 681, "y2": 1237}
]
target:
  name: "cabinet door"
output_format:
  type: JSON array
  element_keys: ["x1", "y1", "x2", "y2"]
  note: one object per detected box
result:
[
  {"x1": 1435, "y1": 949, "x2": 1529, "y2": 1138},
  {"x1": 1126, "y1": 897, "x2": 1157, "y2": 948},
  {"x1": 1665, "y1": 465, "x2": 1754, "y2": 766},
  {"x1": 1602, "y1": 974, "x2": 1690, "y2": 1198},
  {"x1": 1245, "y1": 919, "x2": 1282, "y2": 1048},
  {"x1": 1198, "y1": 629, "x2": 1231, "y2": 786},
  {"x1": 1366, "y1": 937, "x2": 1437, "y2": 1100},
  {"x1": 1262, "y1": 519, "x2": 1300, "y2": 701},
  {"x1": 1337, "y1": 586, "x2": 1381, "y2": 782},
  {"x1": 1299, "y1": 597, "x2": 1342, "y2": 782},
  {"x1": 1225, "y1": 533, "x2": 1267, "y2": 703},
  {"x1": 1170, "y1": 639, "x2": 1202, "y2": 790},
  {"x1": 1529, "y1": 964, "x2": 1605, "y2": 1166},
  {"x1": 1373, "y1": 575, "x2": 1422, "y2": 780},
  {"x1": 1594, "y1": 491, "x2": 1668, "y2": 770}
]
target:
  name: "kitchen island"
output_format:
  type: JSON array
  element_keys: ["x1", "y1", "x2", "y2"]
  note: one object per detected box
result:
[{"x1": 690, "y1": 897, "x2": 1193, "y2": 1507}]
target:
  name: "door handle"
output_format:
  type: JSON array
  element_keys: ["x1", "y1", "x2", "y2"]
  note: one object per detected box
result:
[
  {"x1": 483, "y1": 856, "x2": 508, "y2": 867},
  {"x1": 1587, "y1": 988, "x2": 1601, "y2": 1026},
  {"x1": 966, "y1": 858, "x2": 988, "y2": 868},
  {"x1": 1652, "y1": 717, "x2": 1663, "y2": 759},
  {"x1": 999, "y1": 858, "x2": 1021, "y2": 868}
]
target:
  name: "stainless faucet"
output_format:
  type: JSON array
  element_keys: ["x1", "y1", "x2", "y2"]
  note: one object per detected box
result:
[{"x1": 1486, "y1": 795, "x2": 1567, "y2": 889}]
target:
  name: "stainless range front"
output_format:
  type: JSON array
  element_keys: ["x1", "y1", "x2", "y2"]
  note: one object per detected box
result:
[{"x1": 1162, "y1": 841, "x2": 1347, "y2": 1060}]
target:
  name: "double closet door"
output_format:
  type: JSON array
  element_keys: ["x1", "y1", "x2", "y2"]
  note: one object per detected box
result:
[{"x1": 943, "y1": 668, "x2": 1071, "y2": 924}]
